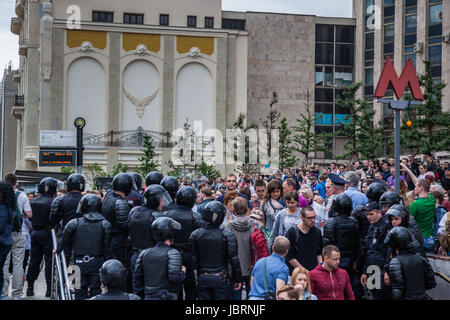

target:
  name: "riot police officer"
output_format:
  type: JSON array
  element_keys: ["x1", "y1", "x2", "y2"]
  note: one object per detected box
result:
[
  {"x1": 323, "y1": 194, "x2": 360, "y2": 279},
  {"x1": 90, "y1": 260, "x2": 141, "y2": 300},
  {"x1": 165, "y1": 186, "x2": 205, "y2": 300},
  {"x1": 379, "y1": 191, "x2": 402, "y2": 214},
  {"x1": 125, "y1": 173, "x2": 144, "y2": 209},
  {"x1": 385, "y1": 227, "x2": 436, "y2": 300},
  {"x1": 145, "y1": 171, "x2": 164, "y2": 187},
  {"x1": 129, "y1": 172, "x2": 144, "y2": 193},
  {"x1": 26, "y1": 177, "x2": 59, "y2": 297},
  {"x1": 190, "y1": 201, "x2": 243, "y2": 300},
  {"x1": 133, "y1": 217, "x2": 185, "y2": 300},
  {"x1": 360, "y1": 201, "x2": 391, "y2": 300},
  {"x1": 161, "y1": 176, "x2": 179, "y2": 211},
  {"x1": 101, "y1": 173, "x2": 132, "y2": 265},
  {"x1": 49, "y1": 173, "x2": 85, "y2": 232},
  {"x1": 60, "y1": 194, "x2": 112, "y2": 299},
  {"x1": 128, "y1": 185, "x2": 172, "y2": 283},
  {"x1": 385, "y1": 204, "x2": 424, "y2": 255}
]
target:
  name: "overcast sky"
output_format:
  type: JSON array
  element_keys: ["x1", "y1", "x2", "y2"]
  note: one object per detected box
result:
[{"x1": 0, "y1": 0, "x2": 352, "y2": 71}]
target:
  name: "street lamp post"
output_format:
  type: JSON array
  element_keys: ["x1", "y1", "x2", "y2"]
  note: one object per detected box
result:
[{"x1": 74, "y1": 117, "x2": 86, "y2": 174}]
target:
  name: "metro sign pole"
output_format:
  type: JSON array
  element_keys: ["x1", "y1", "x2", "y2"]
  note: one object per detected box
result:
[{"x1": 374, "y1": 57, "x2": 424, "y2": 194}]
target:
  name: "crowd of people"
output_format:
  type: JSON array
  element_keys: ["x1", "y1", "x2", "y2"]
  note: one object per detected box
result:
[{"x1": 0, "y1": 152, "x2": 448, "y2": 300}]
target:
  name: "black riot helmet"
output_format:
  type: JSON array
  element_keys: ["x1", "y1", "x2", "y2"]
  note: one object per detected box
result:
[
  {"x1": 385, "y1": 204, "x2": 410, "y2": 227},
  {"x1": 151, "y1": 217, "x2": 181, "y2": 243},
  {"x1": 331, "y1": 193, "x2": 353, "y2": 216},
  {"x1": 379, "y1": 191, "x2": 402, "y2": 210},
  {"x1": 99, "y1": 259, "x2": 126, "y2": 289},
  {"x1": 366, "y1": 182, "x2": 388, "y2": 203},
  {"x1": 66, "y1": 173, "x2": 86, "y2": 192},
  {"x1": 77, "y1": 194, "x2": 102, "y2": 215},
  {"x1": 129, "y1": 172, "x2": 143, "y2": 191},
  {"x1": 175, "y1": 186, "x2": 197, "y2": 209},
  {"x1": 144, "y1": 185, "x2": 172, "y2": 210},
  {"x1": 38, "y1": 177, "x2": 59, "y2": 197},
  {"x1": 145, "y1": 171, "x2": 164, "y2": 187},
  {"x1": 161, "y1": 176, "x2": 179, "y2": 200},
  {"x1": 202, "y1": 201, "x2": 226, "y2": 226},
  {"x1": 112, "y1": 173, "x2": 133, "y2": 195},
  {"x1": 384, "y1": 226, "x2": 412, "y2": 252}
]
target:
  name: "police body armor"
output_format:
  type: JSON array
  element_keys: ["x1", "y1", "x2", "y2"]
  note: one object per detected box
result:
[
  {"x1": 165, "y1": 206, "x2": 195, "y2": 251},
  {"x1": 126, "y1": 189, "x2": 144, "y2": 209},
  {"x1": 191, "y1": 227, "x2": 228, "y2": 274},
  {"x1": 142, "y1": 246, "x2": 171, "y2": 293},
  {"x1": 30, "y1": 195, "x2": 54, "y2": 229},
  {"x1": 70, "y1": 213, "x2": 110, "y2": 256},
  {"x1": 102, "y1": 192, "x2": 130, "y2": 234},
  {"x1": 50, "y1": 192, "x2": 83, "y2": 230},
  {"x1": 128, "y1": 207, "x2": 159, "y2": 250}
]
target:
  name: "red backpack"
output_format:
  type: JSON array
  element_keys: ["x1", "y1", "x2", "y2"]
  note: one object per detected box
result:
[{"x1": 250, "y1": 224, "x2": 269, "y2": 270}]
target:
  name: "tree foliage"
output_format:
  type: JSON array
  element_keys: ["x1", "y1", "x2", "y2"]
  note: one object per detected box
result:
[
  {"x1": 292, "y1": 91, "x2": 332, "y2": 164},
  {"x1": 278, "y1": 117, "x2": 297, "y2": 169},
  {"x1": 335, "y1": 82, "x2": 385, "y2": 160},
  {"x1": 136, "y1": 134, "x2": 159, "y2": 177},
  {"x1": 112, "y1": 162, "x2": 129, "y2": 176}
]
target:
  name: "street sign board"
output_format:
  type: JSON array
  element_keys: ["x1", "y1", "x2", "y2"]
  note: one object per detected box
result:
[
  {"x1": 39, "y1": 130, "x2": 77, "y2": 148},
  {"x1": 39, "y1": 149, "x2": 77, "y2": 167}
]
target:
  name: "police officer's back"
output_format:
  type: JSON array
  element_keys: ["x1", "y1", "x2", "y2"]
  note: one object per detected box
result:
[
  {"x1": 102, "y1": 173, "x2": 132, "y2": 263},
  {"x1": 385, "y1": 227, "x2": 436, "y2": 300},
  {"x1": 145, "y1": 171, "x2": 164, "y2": 188},
  {"x1": 323, "y1": 193, "x2": 360, "y2": 273},
  {"x1": 27, "y1": 177, "x2": 59, "y2": 297},
  {"x1": 49, "y1": 173, "x2": 85, "y2": 231},
  {"x1": 190, "y1": 201, "x2": 243, "y2": 300},
  {"x1": 60, "y1": 194, "x2": 112, "y2": 299},
  {"x1": 133, "y1": 217, "x2": 184, "y2": 300}
]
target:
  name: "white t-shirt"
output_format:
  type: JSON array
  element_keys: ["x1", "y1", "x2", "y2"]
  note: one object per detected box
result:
[
  {"x1": 438, "y1": 213, "x2": 448, "y2": 236},
  {"x1": 15, "y1": 189, "x2": 31, "y2": 235}
]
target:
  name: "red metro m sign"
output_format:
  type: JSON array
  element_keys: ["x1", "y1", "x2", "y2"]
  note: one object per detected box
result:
[{"x1": 374, "y1": 57, "x2": 424, "y2": 101}]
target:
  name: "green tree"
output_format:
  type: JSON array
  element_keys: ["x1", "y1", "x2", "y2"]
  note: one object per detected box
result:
[
  {"x1": 60, "y1": 167, "x2": 76, "y2": 174},
  {"x1": 335, "y1": 82, "x2": 385, "y2": 160},
  {"x1": 292, "y1": 91, "x2": 332, "y2": 165},
  {"x1": 401, "y1": 61, "x2": 450, "y2": 155},
  {"x1": 111, "y1": 162, "x2": 129, "y2": 176},
  {"x1": 261, "y1": 92, "x2": 281, "y2": 161},
  {"x1": 197, "y1": 161, "x2": 222, "y2": 180},
  {"x1": 278, "y1": 117, "x2": 297, "y2": 169},
  {"x1": 136, "y1": 134, "x2": 159, "y2": 177},
  {"x1": 228, "y1": 113, "x2": 259, "y2": 175}
]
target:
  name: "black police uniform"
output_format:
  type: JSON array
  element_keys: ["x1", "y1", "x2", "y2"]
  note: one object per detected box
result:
[
  {"x1": 165, "y1": 187, "x2": 205, "y2": 300},
  {"x1": 326, "y1": 173, "x2": 348, "y2": 218},
  {"x1": 161, "y1": 176, "x2": 179, "y2": 211},
  {"x1": 60, "y1": 194, "x2": 112, "y2": 300},
  {"x1": 133, "y1": 217, "x2": 184, "y2": 300},
  {"x1": 385, "y1": 227, "x2": 436, "y2": 300},
  {"x1": 49, "y1": 192, "x2": 83, "y2": 231},
  {"x1": 190, "y1": 201, "x2": 243, "y2": 300},
  {"x1": 27, "y1": 177, "x2": 59, "y2": 296},
  {"x1": 145, "y1": 171, "x2": 164, "y2": 187},
  {"x1": 361, "y1": 209, "x2": 391, "y2": 300}
]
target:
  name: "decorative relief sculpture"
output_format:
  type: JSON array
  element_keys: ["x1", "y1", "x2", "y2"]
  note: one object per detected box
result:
[
  {"x1": 188, "y1": 47, "x2": 201, "y2": 58},
  {"x1": 123, "y1": 86, "x2": 159, "y2": 118},
  {"x1": 135, "y1": 44, "x2": 150, "y2": 56},
  {"x1": 79, "y1": 41, "x2": 94, "y2": 53}
]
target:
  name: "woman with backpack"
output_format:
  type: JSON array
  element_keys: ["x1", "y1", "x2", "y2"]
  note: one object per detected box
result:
[{"x1": 0, "y1": 182, "x2": 16, "y2": 298}]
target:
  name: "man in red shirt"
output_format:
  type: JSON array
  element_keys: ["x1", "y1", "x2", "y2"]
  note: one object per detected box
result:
[{"x1": 309, "y1": 245, "x2": 355, "y2": 300}]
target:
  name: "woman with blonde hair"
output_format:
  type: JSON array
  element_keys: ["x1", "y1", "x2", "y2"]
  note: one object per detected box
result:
[{"x1": 290, "y1": 266, "x2": 318, "y2": 300}]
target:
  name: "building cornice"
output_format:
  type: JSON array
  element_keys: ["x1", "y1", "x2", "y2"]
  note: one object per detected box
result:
[{"x1": 53, "y1": 20, "x2": 248, "y2": 37}]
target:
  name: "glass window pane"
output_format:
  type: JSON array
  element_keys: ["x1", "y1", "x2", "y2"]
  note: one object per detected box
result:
[
  {"x1": 316, "y1": 113, "x2": 333, "y2": 125},
  {"x1": 384, "y1": 24, "x2": 394, "y2": 42},
  {"x1": 315, "y1": 88, "x2": 334, "y2": 102},
  {"x1": 336, "y1": 44, "x2": 354, "y2": 66},
  {"x1": 384, "y1": 42, "x2": 394, "y2": 54},
  {"x1": 405, "y1": 7, "x2": 417, "y2": 14},
  {"x1": 365, "y1": 33, "x2": 374, "y2": 49},
  {"x1": 335, "y1": 67, "x2": 353, "y2": 87},
  {"x1": 405, "y1": 0, "x2": 417, "y2": 7},
  {"x1": 405, "y1": 15, "x2": 417, "y2": 34},
  {"x1": 430, "y1": 65, "x2": 441, "y2": 78},
  {"x1": 384, "y1": 0, "x2": 395, "y2": 6},
  {"x1": 428, "y1": 24, "x2": 442, "y2": 37},
  {"x1": 325, "y1": 67, "x2": 333, "y2": 87},
  {"x1": 137, "y1": 15, "x2": 143, "y2": 24},
  {"x1": 404, "y1": 34, "x2": 416, "y2": 46},
  {"x1": 315, "y1": 43, "x2": 334, "y2": 64},
  {"x1": 384, "y1": 6, "x2": 395, "y2": 17},
  {"x1": 316, "y1": 24, "x2": 334, "y2": 42},
  {"x1": 365, "y1": 68, "x2": 374, "y2": 85},
  {"x1": 429, "y1": 4, "x2": 443, "y2": 25},
  {"x1": 404, "y1": 54, "x2": 416, "y2": 68},
  {"x1": 315, "y1": 67, "x2": 324, "y2": 86},
  {"x1": 428, "y1": 45, "x2": 442, "y2": 64},
  {"x1": 315, "y1": 103, "x2": 333, "y2": 114},
  {"x1": 336, "y1": 26, "x2": 355, "y2": 43},
  {"x1": 366, "y1": 0, "x2": 375, "y2": 14},
  {"x1": 365, "y1": 50, "x2": 374, "y2": 60}
]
